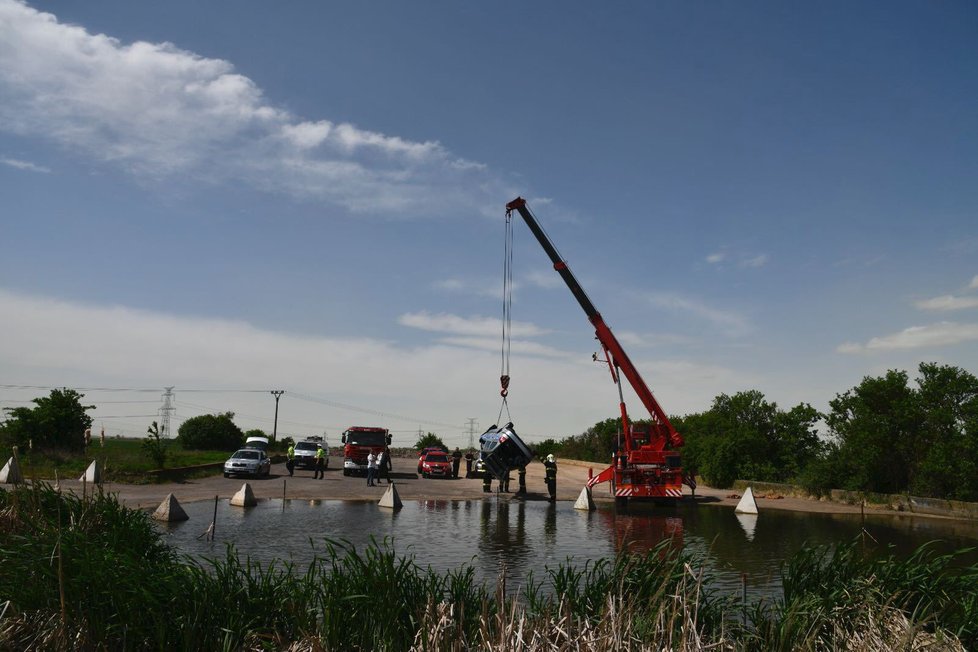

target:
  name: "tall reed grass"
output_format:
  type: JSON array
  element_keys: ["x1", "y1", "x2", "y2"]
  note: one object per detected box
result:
[{"x1": 1, "y1": 484, "x2": 974, "y2": 651}]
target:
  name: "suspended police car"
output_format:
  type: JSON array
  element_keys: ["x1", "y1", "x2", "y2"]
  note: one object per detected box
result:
[{"x1": 478, "y1": 422, "x2": 533, "y2": 479}]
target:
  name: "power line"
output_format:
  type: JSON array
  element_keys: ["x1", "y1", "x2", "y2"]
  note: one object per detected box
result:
[{"x1": 288, "y1": 391, "x2": 461, "y2": 430}]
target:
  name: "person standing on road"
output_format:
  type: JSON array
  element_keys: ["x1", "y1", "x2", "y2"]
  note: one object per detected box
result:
[
  {"x1": 464, "y1": 451, "x2": 474, "y2": 477},
  {"x1": 515, "y1": 465, "x2": 527, "y2": 496},
  {"x1": 314, "y1": 445, "x2": 326, "y2": 479},
  {"x1": 543, "y1": 454, "x2": 557, "y2": 502},
  {"x1": 376, "y1": 450, "x2": 388, "y2": 484},
  {"x1": 286, "y1": 443, "x2": 296, "y2": 477},
  {"x1": 366, "y1": 451, "x2": 377, "y2": 486},
  {"x1": 500, "y1": 468, "x2": 510, "y2": 492},
  {"x1": 451, "y1": 447, "x2": 462, "y2": 478},
  {"x1": 482, "y1": 470, "x2": 493, "y2": 493}
]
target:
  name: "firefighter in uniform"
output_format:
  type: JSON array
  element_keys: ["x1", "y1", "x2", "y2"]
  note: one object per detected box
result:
[
  {"x1": 482, "y1": 470, "x2": 493, "y2": 493},
  {"x1": 543, "y1": 454, "x2": 557, "y2": 502},
  {"x1": 451, "y1": 447, "x2": 462, "y2": 478},
  {"x1": 464, "y1": 451, "x2": 475, "y2": 477},
  {"x1": 515, "y1": 466, "x2": 527, "y2": 496}
]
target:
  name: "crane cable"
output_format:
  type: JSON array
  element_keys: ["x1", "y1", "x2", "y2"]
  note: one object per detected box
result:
[{"x1": 497, "y1": 210, "x2": 515, "y2": 425}]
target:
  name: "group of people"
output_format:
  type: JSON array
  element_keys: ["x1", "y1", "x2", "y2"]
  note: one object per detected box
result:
[
  {"x1": 365, "y1": 450, "x2": 390, "y2": 486},
  {"x1": 284, "y1": 443, "x2": 328, "y2": 479},
  {"x1": 283, "y1": 443, "x2": 558, "y2": 501}
]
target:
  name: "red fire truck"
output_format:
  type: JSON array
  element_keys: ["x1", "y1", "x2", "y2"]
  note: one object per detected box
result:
[{"x1": 341, "y1": 426, "x2": 392, "y2": 476}]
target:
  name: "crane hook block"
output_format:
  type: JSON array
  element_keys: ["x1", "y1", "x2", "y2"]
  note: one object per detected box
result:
[{"x1": 500, "y1": 375, "x2": 510, "y2": 397}]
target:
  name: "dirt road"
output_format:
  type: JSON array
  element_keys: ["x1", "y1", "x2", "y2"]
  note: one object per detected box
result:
[{"x1": 59, "y1": 454, "x2": 877, "y2": 519}]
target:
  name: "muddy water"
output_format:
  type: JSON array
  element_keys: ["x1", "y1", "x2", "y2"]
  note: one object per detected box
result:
[{"x1": 158, "y1": 498, "x2": 978, "y2": 599}]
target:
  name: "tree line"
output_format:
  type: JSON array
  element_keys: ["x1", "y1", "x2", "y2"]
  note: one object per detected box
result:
[{"x1": 536, "y1": 362, "x2": 978, "y2": 502}]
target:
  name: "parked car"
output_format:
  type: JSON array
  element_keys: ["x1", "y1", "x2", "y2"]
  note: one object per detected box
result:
[
  {"x1": 419, "y1": 452, "x2": 453, "y2": 479},
  {"x1": 417, "y1": 446, "x2": 446, "y2": 474},
  {"x1": 244, "y1": 436, "x2": 269, "y2": 452},
  {"x1": 294, "y1": 438, "x2": 326, "y2": 470},
  {"x1": 224, "y1": 448, "x2": 271, "y2": 478}
]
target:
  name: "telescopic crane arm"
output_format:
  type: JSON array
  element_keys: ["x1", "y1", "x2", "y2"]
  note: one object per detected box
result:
[{"x1": 505, "y1": 197, "x2": 684, "y2": 451}]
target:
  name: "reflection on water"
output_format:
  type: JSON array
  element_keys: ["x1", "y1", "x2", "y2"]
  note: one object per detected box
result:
[{"x1": 158, "y1": 498, "x2": 978, "y2": 599}]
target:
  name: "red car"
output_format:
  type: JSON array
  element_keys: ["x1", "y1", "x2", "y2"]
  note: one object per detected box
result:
[
  {"x1": 420, "y1": 452, "x2": 453, "y2": 479},
  {"x1": 417, "y1": 446, "x2": 445, "y2": 473}
]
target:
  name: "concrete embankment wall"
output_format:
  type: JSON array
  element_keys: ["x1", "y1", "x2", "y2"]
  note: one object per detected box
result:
[{"x1": 733, "y1": 479, "x2": 978, "y2": 520}]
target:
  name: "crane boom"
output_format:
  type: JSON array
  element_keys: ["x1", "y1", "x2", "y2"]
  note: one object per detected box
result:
[{"x1": 506, "y1": 197, "x2": 686, "y2": 500}]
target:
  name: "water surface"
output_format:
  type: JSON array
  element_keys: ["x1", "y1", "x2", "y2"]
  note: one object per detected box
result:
[{"x1": 158, "y1": 498, "x2": 978, "y2": 599}]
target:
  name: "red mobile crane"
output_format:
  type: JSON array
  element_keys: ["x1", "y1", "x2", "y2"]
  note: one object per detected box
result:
[{"x1": 505, "y1": 197, "x2": 686, "y2": 501}]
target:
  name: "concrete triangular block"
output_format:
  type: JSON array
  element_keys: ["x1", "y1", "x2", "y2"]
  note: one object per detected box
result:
[
  {"x1": 78, "y1": 459, "x2": 101, "y2": 484},
  {"x1": 0, "y1": 456, "x2": 22, "y2": 484},
  {"x1": 379, "y1": 482, "x2": 403, "y2": 510},
  {"x1": 573, "y1": 486, "x2": 595, "y2": 511},
  {"x1": 152, "y1": 493, "x2": 189, "y2": 522},
  {"x1": 735, "y1": 486, "x2": 758, "y2": 514},
  {"x1": 230, "y1": 483, "x2": 257, "y2": 507}
]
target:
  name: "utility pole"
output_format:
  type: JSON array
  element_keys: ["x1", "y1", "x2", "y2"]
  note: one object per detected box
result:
[
  {"x1": 466, "y1": 418, "x2": 478, "y2": 450},
  {"x1": 271, "y1": 390, "x2": 284, "y2": 442},
  {"x1": 159, "y1": 387, "x2": 175, "y2": 438}
]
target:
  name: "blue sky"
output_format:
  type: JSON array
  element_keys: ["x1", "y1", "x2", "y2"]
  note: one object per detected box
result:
[{"x1": 1, "y1": 0, "x2": 976, "y2": 447}]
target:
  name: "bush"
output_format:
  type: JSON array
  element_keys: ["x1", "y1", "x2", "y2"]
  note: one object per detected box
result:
[{"x1": 177, "y1": 412, "x2": 243, "y2": 451}]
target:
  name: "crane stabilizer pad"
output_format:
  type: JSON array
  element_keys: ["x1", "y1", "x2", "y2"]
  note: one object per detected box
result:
[{"x1": 478, "y1": 422, "x2": 533, "y2": 478}]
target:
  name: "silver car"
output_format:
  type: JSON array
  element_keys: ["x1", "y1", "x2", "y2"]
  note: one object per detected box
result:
[{"x1": 224, "y1": 448, "x2": 271, "y2": 478}]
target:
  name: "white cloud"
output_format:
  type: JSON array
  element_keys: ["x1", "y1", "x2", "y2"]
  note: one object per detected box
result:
[
  {"x1": 1, "y1": 156, "x2": 50, "y2": 173},
  {"x1": 398, "y1": 311, "x2": 549, "y2": 338},
  {"x1": 915, "y1": 295, "x2": 978, "y2": 311},
  {"x1": 970, "y1": 275, "x2": 978, "y2": 290},
  {"x1": 0, "y1": 0, "x2": 501, "y2": 217},
  {"x1": 740, "y1": 254, "x2": 768, "y2": 269},
  {"x1": 837, "y1": 322, "x2": 978, "y2": 353},
  {"x1": 643, "y1": 292, "x2": 750, "y2": 336},
  {"x1": 706, "y1": 252, "x2": 725, "y2": 264}
]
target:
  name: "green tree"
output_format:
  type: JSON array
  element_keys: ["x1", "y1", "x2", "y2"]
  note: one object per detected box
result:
[
  {"x1": 911, "y1": 363, "x2": 978, "y2": 501},
  {"x1": 142, "y1": 421, "x2": 168, "y2": 469},
  {"x1": 825, "y1": 370, "x2": 921, "y2": 494},
  {"x1": 177, "y1": 412, "x2": 244, "y2": 451},
  {"x1": 673, "y1": 390, "x2": 822, "y2": 489},
  {"x1": 0, "y1": 388, "x2": 94, "y2": 452},
  {"x1": 414, "y1": 432, "x2": 446, "y2": 451}
]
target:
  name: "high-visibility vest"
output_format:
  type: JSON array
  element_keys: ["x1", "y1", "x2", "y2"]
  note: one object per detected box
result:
[
  {"x1": 287, "y1": 446, "x2": 295, "y2": 459},
  {"x1": 315, "y1": 448, "x2": 325, "y2": 459}
]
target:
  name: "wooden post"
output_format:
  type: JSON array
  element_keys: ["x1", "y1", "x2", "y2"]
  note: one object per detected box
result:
[
  {"x1": 282, "y1": 478, "x2": 287, "y2": 511},
  {"x1": 210, "y1": 494, "x2": 219, "y2": 541}
]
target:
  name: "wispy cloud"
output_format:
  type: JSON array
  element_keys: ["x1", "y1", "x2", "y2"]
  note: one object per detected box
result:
[
  {"x1": 1, "y1": 156, "x2": 50, "y2": 173},
  {"x1": 643, "y1": 292, "x2": 750, "y2": 336},
  {"x1": 971, "y1": 275, "x2": 978, "y2": 290},
  {"x1": 398, "y1": 311, "x2": 549, "y2": 338},
  {"x1": 705, "y1": 250, "x2": 767, "y2": 269},
  {"x1": 616, "y1": 330, "x2": 695, "y2": 348},
  {"x1": 439, "y1": 336, "x2": 569, "y2": 358},
  {"x1": 433, "y1": 277, "x2": 509, "y2": 299},
  {"x1": 0, "y1": 288, "x2": 638, "y2": 439},
  {"x1": 837, "y1": 322, "x2": 978, "y2": 353},
  {"x1": 740, "y1": 254, "x2": 768, "y2": 269},
  {"x1": 0, "y1": 0, "x2": 504, "y2": 217},
  {"x1": 915, "y1": 295, "x2": 978, "y2": 311}
]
